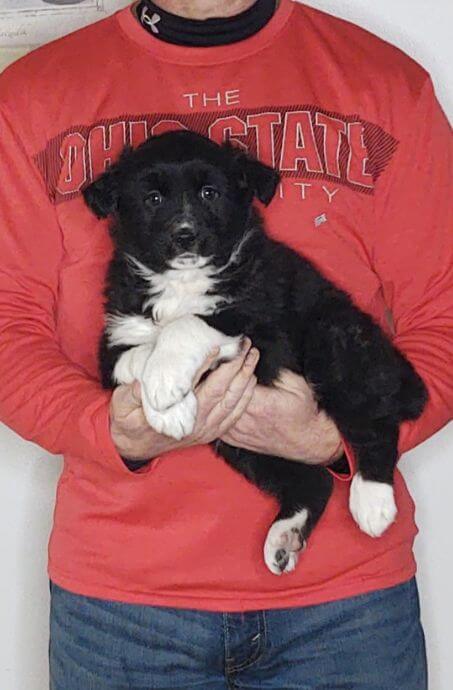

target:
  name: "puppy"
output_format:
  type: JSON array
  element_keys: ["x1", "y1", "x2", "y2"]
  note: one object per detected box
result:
[{"x1": 83, "y1": 130, "x2": 427, "y2": 575}]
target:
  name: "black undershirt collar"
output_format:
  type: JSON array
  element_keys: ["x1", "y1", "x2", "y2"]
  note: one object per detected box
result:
[{"x1": 136, "y1": 0, "x2": 277, "y2": 47}]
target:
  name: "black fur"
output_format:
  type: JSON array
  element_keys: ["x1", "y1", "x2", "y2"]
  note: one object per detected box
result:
[{"x1": 84, "y1": 130, "x2": 427, "y2": 571}]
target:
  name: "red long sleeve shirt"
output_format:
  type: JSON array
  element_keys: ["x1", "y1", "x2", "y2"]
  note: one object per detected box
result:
[{"x1": 0, "y1": 0, "x2": 451, "y2": 611}]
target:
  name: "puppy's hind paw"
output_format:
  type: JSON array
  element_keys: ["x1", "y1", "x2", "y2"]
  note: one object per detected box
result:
[
  {"x1": 349, "y1": 474, "x2": 397, "y2": 538},
  {"x1": 263, "y1": 509, "x2": 308, "y2": 575}
]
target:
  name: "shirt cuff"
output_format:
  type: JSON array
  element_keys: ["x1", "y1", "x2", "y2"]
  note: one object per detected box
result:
[
  {"x1": 326, "y1": 436, "x2": 355, "y2": 481},
  {"x1": 82, "y1": 392, "x2": 157, "y2": 476}
]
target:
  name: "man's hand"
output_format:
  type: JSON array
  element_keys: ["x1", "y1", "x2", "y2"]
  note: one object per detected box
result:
[
  {"x1": 181, "y1": 339, "x2": 259, "y2": 447},
  {"x1": 220, "y1": 368, "x2": 343, "y2": 464},
  {"x1": 110, "y1": 380, "x2": 179, "y2": 461},
  {"x1": 110, "y1": 339, "x2": 259, "y2": 461}
]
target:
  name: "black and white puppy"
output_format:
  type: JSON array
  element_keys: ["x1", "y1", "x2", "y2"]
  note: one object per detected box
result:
[{"x1": 83, "y1": 130, "x2": 427, "y2": 575}]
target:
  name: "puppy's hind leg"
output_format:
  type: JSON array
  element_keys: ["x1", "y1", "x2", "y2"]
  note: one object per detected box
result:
[
  {"x1": 348, "y1": 423, "x2": 399, "y2": 538},
  {"x1": 216, "y1": 445, "x2": 333, "y2": 575},
  {"x1": 263, "y1": 465, "x2": 333, "y2": 575},
  {"x1": 302, "y1": 306, "x2": 413, "y2": 538}
]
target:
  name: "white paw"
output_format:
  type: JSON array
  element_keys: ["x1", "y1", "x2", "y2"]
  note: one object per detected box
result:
[
  {"x1": 113, "y1": 343, "x2": 155, "y2": 385},
  {"x1": 264, "y1": 509, "x2": 308, "y2": 575},
  {"x1": 141, "y1": 332, "x2": 243, "y2": 411},
  {"x1": 143, "y1": 392, "x2": 197, "y2": 441},
  {"x1": 142, "y1": 352, "x2": 200, "y2": 411},
  {"x1": 217, "y1": 335, "x2": 243, "y2": 362},
  {"x1": 349, "y1": 474, "x2": 397, "y2": 537}
]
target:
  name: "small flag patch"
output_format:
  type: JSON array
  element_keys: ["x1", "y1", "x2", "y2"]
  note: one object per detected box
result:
[{"x1": 314, "y1": 213, "x2": 328, "y2": 227}]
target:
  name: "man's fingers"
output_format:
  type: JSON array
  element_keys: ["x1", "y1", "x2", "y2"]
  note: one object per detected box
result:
[
  {"x1": 194, "y1": 338, "x2": 252, "y2": 392},
  {"x1": 199, "y1": 341, "x2": 256, "y2": 400},
  {"x1": 219, "y1": 349, "x2": 259, "y2": 412},
  {"x1": 112, "y1": 383, "x2": 142, "y2": 415},
  {"x1": 219, "y1": 373, "x2": 257, "y2": 436},
  {"x1": 131, "y1": 380, "x2": 142, "y2": 402},
  {"x1": 193, "y1": 347, "x2": 221, "y2": 387},
  {"x1": 111, "y1": 383, "x2": 150, "y2": 434}
]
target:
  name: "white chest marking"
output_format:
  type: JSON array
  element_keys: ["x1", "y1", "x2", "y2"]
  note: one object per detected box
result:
[
  {"x1": 106, "y1": 257, "x2": 227, "y2": 349},
  {"x1": 148, "y1": 266, "x2": 224, "y2": 324},
  {"x1": 127, "y1": 255, "x2": 225, "y2": 325}
]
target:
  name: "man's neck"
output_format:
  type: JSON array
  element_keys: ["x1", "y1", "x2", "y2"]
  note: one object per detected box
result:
[{"x1": 149, "y1": 1, "x2": 257, "y2": 20}]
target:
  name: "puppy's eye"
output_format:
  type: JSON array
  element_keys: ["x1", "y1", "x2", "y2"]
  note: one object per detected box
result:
[
  {"x1": 145, "y1": 190, "x2": 163, "y2": 206},
  {"x1": 200, "y1": 186, "x2": 220, "y2": 201}
]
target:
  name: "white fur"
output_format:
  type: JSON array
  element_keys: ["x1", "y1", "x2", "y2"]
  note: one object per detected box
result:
[
  {"x1": 126, "y1": 253, "x2": 227, "y2": 325},
  {"x1": 168, "y1": 255, "x2": 210, "y2": 270},
  {"x1": 349, "y1": 473, "x2": 397, "y2": 537},
  {"x1": 216, "y1": 230, "x2": 255, "y2": 274},
  {"x1": 113, "y1": 343, "x2": 156, "y2": 385},
  {"x1": 125, "y1": 233, "x2": 255, "y2": 326},
  {"x1": 106, "y1": 313, "x2": 159, "y2": 348},
  {"x1": 264, "y1": 509, "x2": 308, "y2": 575},
  {"x1": 141, "y1": 315, "x2": 242, "y2": 413},
  {"x1": 113, "y1": 341, "x2": 199, "y2": 440},
  {"x1": 143, "y1": 392, "x2": 198, "y2": 440}
]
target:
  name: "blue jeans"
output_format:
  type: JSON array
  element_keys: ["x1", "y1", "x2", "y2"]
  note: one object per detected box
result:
[{"x1": 49, "y1": 578, "x2": 427, "y2": 690}]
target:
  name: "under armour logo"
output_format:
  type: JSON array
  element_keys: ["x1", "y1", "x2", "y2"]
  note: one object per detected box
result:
[
  {"x1": 141, "y1": 7, "x2": 161, "y2": 34},
  {"x1": 314, "y1": 213, "x2": 328, "y2": 227}
]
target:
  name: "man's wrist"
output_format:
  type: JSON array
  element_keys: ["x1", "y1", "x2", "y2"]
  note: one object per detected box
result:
[
  {"x1": 110, "y1": 428, "x2": 148, "y2": 461},
  {"x1": 325, "y1": 437, "x2": 345, "y2": 464},
  {"x1": 296, "y1": 411, "x2": 343, "y2": 464}
]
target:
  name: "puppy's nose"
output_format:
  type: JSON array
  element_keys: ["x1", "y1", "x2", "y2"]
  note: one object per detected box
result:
[{"x1": 174, "y1": 228, "x2": 197, "y2": 251}]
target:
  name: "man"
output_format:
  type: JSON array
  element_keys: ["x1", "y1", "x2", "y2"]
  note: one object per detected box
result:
[{"x1": 0, "y1": 1, "x2": 451, "y2": 688}]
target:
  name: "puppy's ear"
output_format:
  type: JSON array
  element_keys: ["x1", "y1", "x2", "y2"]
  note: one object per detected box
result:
[
  {"x1": 244, "y1": 158, "x2": 280, "y2": 205},
  {"x1": 83, "y1": 166, "x2": 119, "y2": 219},
  {"x1": 231, "y1": 148, "x2": 280, "y2": 206}
]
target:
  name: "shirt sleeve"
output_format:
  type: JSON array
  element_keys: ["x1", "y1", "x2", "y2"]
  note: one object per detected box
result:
[
  {"x1": 0, "y1": 101, "x2": 126, "y2": 473},
  {"x1": 371, "y1": 77, "x2": 453, "y2": 454}
]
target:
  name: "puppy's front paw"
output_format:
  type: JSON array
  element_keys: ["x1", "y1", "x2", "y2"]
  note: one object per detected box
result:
[
  {"x1": 263, "y1": 509, "x2": 308, "y2": 575},
  {"x1": 349, "y1": 474, "x2": 397, "y2": 537},
  {"x1": 143, "y1": 392, "x2": 197, "y2": 441},
  {"x1": 113, "y1": 343, "x2": 155, "y2": 385},
  {"x1": 142, "y1": 354, "x2": 198, "y2": 411},
  {"x1": 217, "y1": 334, "x2": 244, "y2": 363}
]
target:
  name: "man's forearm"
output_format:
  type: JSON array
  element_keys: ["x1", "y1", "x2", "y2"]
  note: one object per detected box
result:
[{"x1": 219, "y1": 373, "x2": 346, "y2": 465}]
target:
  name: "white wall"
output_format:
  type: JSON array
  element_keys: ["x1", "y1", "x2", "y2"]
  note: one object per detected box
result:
[{"x1": 0, "y1": 2, "x2": 451, "y2": 689}]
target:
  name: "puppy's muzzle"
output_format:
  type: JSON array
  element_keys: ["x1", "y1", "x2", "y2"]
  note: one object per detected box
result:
[
  {"x1": 175, "y1": 230, "x2": 197, "y2": 251},
  {"x1": 171, "y1": 221, "x2": 198, "y2": 253}
]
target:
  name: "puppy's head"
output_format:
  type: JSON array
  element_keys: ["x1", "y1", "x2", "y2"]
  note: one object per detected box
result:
[{"x1": 83, "y1": 130, "x2": 280, "y2": 271}]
